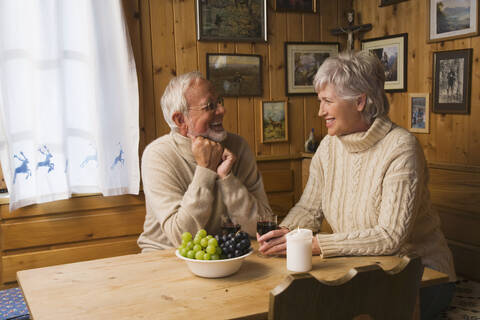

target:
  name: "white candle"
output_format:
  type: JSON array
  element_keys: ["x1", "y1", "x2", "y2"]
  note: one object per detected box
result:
[{"x1": 286, "y1": 228, "x2": 313, "y2": 272}]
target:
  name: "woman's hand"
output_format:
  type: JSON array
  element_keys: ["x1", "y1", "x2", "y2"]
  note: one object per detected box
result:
[
  {"x1": 257, "y1": 227, "x2": 322, "y2": 256},
  {"x1": 257, "y1": 227, "x2": 290, "y2": 255}
]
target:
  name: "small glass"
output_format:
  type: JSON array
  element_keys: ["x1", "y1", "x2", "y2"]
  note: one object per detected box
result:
[
  {"x1": 256, "y1": 215, "x2": 278, "y2": 236},
  {"x1": 256, "y1": 214, "x2": 278, "y2": 258},
  {"x1": 221, "y1": 216, "x2": 241, "y2": 235}
]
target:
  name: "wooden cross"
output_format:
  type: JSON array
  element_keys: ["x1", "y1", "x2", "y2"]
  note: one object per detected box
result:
[{"x1": 331, "y1": 10, "x2": 372, "y2": 51}]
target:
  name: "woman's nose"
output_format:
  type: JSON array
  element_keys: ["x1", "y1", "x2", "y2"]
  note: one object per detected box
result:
[{"x1": 318, "y1": 102, "x2": 326, "y2": 117}]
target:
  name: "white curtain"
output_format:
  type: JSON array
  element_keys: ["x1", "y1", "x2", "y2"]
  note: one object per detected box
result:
[{"x1": 0, "y1": 0, "x2": 140, "y2": 211}]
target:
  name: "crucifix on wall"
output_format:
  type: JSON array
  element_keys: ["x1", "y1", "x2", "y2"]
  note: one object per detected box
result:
[{"x1": 331, "y1": 10, "x2": 372, "y2": 51}]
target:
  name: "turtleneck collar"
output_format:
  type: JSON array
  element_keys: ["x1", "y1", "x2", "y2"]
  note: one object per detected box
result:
[
  {"x1": 170, "y1": 130, "x2": 196, "y2": 163},
  {"x1": 337, "y1": 115, "x2": 393, "y2": 153}
]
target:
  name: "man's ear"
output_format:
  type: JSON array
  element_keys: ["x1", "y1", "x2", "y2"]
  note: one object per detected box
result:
[
  {"x1": 172, "y1": 111, "x2": 186, "y2": 128},
  {"x1": 356, "y1": 94, "x2": 367, "y2": 112}
]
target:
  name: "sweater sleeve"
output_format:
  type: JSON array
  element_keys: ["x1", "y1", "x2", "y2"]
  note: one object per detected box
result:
[
  {"x1": 279, "y1": 151, "x2": 324, "y2": 233},
  {"x1": 142, "y1": 145, "x2": 217, "y2": 247},
  {"x1": 217, "y1": 140, "x2": 272, "y2": 237},
  {"x1": 317, "y1": 141, "x2": 424, "y2": 258}
]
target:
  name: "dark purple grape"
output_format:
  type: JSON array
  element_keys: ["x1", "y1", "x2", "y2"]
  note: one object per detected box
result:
[{"x1": 227, "y1": 253, "x2": 234, "y2": 259}]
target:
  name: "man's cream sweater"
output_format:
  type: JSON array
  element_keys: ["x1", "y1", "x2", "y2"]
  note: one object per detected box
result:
[
  {"x1": 280, "y1": 116, "x2": 456, "y2": 280},
  {"x1": 138, "y1": 131, "x2": 272, "y2": 251}
]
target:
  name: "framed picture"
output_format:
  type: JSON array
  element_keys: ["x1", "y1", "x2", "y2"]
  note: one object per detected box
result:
[
  {"x1": 361, "y1": 33, "x2": 408, "y2": 92},
  {"x1": 206, "y1": 53, "x2": 262, "y2": 97},
  {"x1": 379, "y1": 0, "x2": 408, "y2": 7},
  {"x1": 433, "y1": 49, "x2": 472, "y2": 114},
  {"x1": 274, "y1": 0, "x2": 316, "y2": 12},
  {"x1": 428, "y1": 0, "x2": 478, "y2": 43},
  {"x1": 285, "y1": 42, "x2": 339, "y2": 96},
  {"x1": 408, "y1": 93, "x2": 430, "y2": 133},
  {"x1": 196, "y1": 0, "x2": 267, "y2": 42},
  {"x1": 261, "y1": 100, "x2": 288, "y2": 143}
]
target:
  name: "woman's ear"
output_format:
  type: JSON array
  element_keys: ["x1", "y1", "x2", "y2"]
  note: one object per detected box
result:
[{"x1": 356, "y1": 94, "x2": 367, "y2": 112}]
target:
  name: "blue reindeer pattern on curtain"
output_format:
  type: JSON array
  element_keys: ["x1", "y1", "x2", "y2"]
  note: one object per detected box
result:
[
  {"x1": 36, "y1": 145, "x2": 55, "y2": 173},
  {"x1": 111, "y1": 143, "x2": 125, "y2": 170},
  {"x1": 13, "y1": 152, "x2": 31, "y2": 184}
]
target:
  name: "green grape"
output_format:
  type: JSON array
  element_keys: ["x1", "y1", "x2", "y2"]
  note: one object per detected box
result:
[
  {"x1": 206, "y1": 235, "x2": 213, "y2": 240},
  {"x1": 179, "y1": 248, "x2": 188, "y2": 257},
  {"x1": 178, "y1": 243, "x2": 186, "y2": 250},
  {"x1": 185, "y1": 241, "x2": 194, "y2": 250},
  {"x1": 200, "y1": 237, "x2": 209, "y2": 248},
  {"x1": 193, "y1": 244, "x2": 202, "y2": 252},
  {"x1": 186, "y1": 250, "x2": 195, "y2": 259},
  {"x1": 193, "y1": 236, "x2": 201, "y2": 245},
  {"x1": 204, "y1": 253, "x2": 211, "y2": 260},
  {"x1": 207, "y1": 238, "x2": 218, "y2": 247},
  {"x1": 195, "y1": 251, "x2": 205, "y2": 260},
  {"x1": 181, "y1": 231, "x2": 192, "y2": 242},
  {"x1": 196, "y1": 229, "x2": 207, "y2": 238},
  {"x1": 215, "y1": 246, "x2": 222, "y2": 255},
  {"x1": 210, "y1": 254, "x2": 220, "y2": 260},
  {"x1": 206, "y1": 245, "x2": 216, "y2": 255}
]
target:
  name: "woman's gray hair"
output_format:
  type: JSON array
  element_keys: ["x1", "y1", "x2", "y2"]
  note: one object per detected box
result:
[
  {"x1": 160, "y1": 71, "x2": 204, "y2": 129},
  {"x1": 313, "y1": 51, "x2": 389, "y2": 124}
]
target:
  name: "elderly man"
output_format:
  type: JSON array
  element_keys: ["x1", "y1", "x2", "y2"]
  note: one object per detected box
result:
[{"x1": 138, "y1": 71, "x2": 272, "y2": 251}]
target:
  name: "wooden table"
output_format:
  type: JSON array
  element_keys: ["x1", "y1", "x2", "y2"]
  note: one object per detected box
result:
[{"x1": 17, "y1": 244, "x2": 449, "y2": 320}]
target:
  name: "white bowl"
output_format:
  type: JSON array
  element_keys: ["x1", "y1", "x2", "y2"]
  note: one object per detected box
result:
[{"x1": 175, "y1": 249, "x2": 253, "y2": 278}]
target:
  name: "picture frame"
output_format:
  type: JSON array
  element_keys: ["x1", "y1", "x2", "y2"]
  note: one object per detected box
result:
[
  {"x1": 433, "y1": 49, "x2": 472, "y2": 114},
  {"x1": 196, "y1": 0, "x2": 267, "y2": 42},
  {"x1": 260, "y1": 100, "x2": 288, "y2": 143},
  {"x1": 408, "y1": 93, "x2": 430, "y2": 134},
  {"x1": 274, "y1": 0, "x2": 316, "y2": 13},
  {"x1": 428, "y1": 0, "x2": 478, "y2": 43},
  {"x1": 379, "y1": 0, "x2": 408, "y2": 7},
  {"x1": 361, "y1": 33, "x2": 408, "y2": 92},
  {"x1": 206, "y1": 53, "x2": 262, "y2": 97},
  {"x1": 285, "y1": 42, "x2": 339, "y2": 96}
]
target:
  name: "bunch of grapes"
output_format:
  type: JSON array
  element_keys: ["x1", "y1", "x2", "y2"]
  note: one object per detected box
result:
[
  {"x1": 178, "y1": 229, "x2": 222, "y2": 260},
  {"x1": 178, "y1": 229, "x2": 252, "y2": 260},
  {"x1": 215, "y1": 231, "x2": 251, "y2": 259}
]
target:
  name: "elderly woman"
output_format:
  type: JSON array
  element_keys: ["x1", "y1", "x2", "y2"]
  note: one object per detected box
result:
[{"x1": 258, "y1": 51, "x2": 456, "y2": 320}]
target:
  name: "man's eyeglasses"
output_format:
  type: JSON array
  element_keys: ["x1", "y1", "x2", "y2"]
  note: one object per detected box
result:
[{"x1": 189, "y1": 97, "x2": 224, "y2": 113}]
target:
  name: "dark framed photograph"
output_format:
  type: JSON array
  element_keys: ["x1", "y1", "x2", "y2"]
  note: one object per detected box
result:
[
  {"x1": 428, "y1": 0, "x2": 478, "y2": 43},
  {"x1": 274, "y1": 0, "x2": 316, "y2": 12},
  {"x1": 361, "y1": 33, "x2": 408, "y2": 92},
  {"x1": 196, "y1": 0, "x2": 267, "y2": 42},
  {"x1": 379, "y1": 0, "x2": 408, "y2": 7},
  {"x1": 206, "y1": 53, "x2": 262, "y2": 97},
  {"x1": 285, "y1": 42, "x2": 339, "y2": 96},
  {"x1": 408, "y1": 93, "x2": 430, "y2": 134},
  {"x1": 261, "y1": 100, "x2": 289, "y2": 143},
  {"x1": 433, "y1": 49, "x2": 472, "y2": 114}
]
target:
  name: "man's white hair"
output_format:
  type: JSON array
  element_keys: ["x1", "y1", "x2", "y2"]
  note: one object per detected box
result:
[{"x1": 160, "y1": 71, "x2": 204, "y2": 129}]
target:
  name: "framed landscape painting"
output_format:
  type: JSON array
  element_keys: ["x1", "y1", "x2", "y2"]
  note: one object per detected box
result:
[
  {"x1": 196, "y1": 0, "x2": 267, "y2": 42},
  {"x1": 408, "y1": 93, "x2": 430, "y2": 134},
  {"x1": 206, "y1": 54, "x2": 262, "y2": 97},
  {"x1": 428, "y1": 0, "x2": 478, "y2": 42},
  {"x1": 285, "y1": 42, "x2": 339, "y2": 95},
  {"x1": 361, "y1": 33, "x2": 408, "y2": 92},
  {"x1": 274, "y1": 0, "x2": 316, "y2": 12},
  {"x1": 261, "y1": 100, "x2": 288, "y2": 143},
  {"x1": 433, "y1": 49, "x2": 472, "y2": 114}
]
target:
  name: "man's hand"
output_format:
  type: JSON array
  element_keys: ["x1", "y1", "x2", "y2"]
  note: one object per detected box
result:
[
  {"x1": 190, "y1": 136, "x2": 223, "y2": 172},
  {"x1": 217, "y1": 148, "x2": 236, "y2": 179}
]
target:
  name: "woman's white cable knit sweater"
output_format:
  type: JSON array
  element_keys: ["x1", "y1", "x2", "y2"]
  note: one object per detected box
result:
[{"x1": 280, "y1": 116, "x2": 456, "y2": 281}]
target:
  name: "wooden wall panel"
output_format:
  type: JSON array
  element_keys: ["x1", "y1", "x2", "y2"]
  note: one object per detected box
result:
[
  {"x1": 2, "y1": 207, "x2": 145, "y2": 250},
  {"x1": 3, "y1": 237, "x2": 140, "y2": 284}
]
